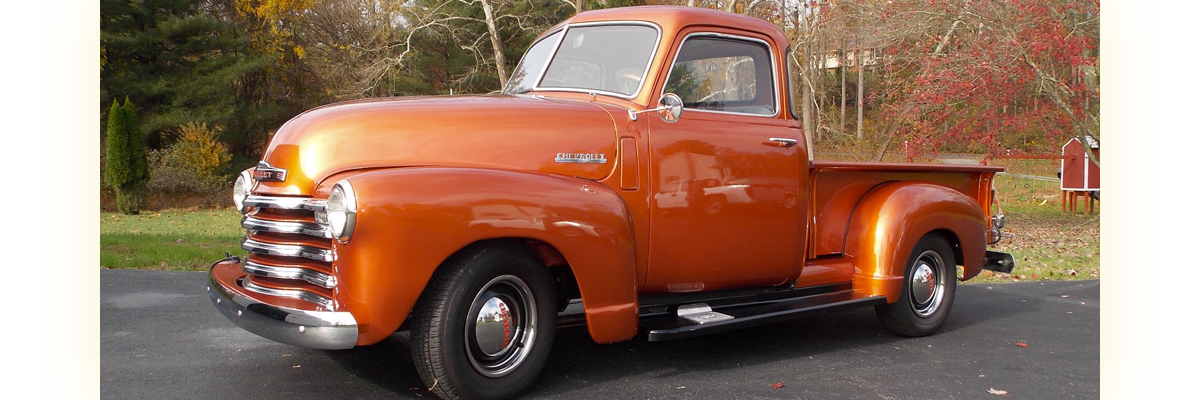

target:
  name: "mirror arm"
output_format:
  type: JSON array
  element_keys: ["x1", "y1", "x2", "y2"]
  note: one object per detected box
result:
[{"x1": 627, "y1": 106, "x2": 671, "y2": 121}]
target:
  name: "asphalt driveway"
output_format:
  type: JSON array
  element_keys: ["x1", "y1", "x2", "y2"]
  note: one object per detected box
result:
[{"x1": 101, "y1": 270, "x2": 1098, "y2": 399}]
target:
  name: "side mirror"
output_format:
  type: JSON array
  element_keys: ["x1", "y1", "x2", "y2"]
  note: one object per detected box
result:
[
  {"x1": 627, "y1": 93, "x2": 684, "y2": 122},
  {"x1": 657, "y1": 93, "x2": 683, "y2": 123}
]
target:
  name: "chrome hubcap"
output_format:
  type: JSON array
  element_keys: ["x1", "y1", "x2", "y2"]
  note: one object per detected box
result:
[
  {"x1": 475, "y1": 297, "x2": 516, "y2": 357},
  {"x1": 909, "y1": 250, "x2": 945, "y2": 318},
  {"x1": 465, "y1": 275, "x2": 537, "y2": 377}
]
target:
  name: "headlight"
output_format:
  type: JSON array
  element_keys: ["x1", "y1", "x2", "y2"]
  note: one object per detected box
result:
[
  {"x1": 233, "y1": 170, "x2": 252, "y2": 213},
  {"x1": 326, "y1": 180, "x2": 357, "y2": 243}
]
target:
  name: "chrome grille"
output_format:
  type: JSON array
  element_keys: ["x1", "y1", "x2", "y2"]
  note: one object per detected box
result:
[{"x1": 237, "y1": 195, "x2": 336, "y2": 311}]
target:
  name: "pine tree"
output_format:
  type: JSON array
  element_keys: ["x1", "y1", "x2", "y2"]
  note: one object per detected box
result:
[
  {"x1": 104, "y1": 98, "x2": 149, "y2": 214},
  {"x1": 101, "y1": 0, "x2": 274, "y2": 152}
]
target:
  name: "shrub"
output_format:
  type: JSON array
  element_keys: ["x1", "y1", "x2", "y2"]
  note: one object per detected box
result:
[
  {"x1": 147, "y1": 122, "x2": 234, "y2": 205},
  {"x1": 103, "y1": 98, "x2": 149, "y2": 214}
]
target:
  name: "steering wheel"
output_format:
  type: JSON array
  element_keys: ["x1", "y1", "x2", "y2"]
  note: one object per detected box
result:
[
  {"x1": 615, "y1": 72, "x2": 642, "y2": 94},
  {"x1": 541, "y1": 76, "x2": 569, "y2": 88}
]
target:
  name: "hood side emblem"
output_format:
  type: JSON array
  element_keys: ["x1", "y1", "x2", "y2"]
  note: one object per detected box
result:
[
  {"x1": 555, "y1": 153, "x2": 607, "y2": 164},
  {"x1": 252, "y1": 161, "x2": 288, "y2": 182}
]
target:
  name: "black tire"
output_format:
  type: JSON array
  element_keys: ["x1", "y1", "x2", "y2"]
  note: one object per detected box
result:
[
  {"x1": 875, "y1": 234, "x2": 957, "y2": 337},
  {"x1": 410, "y1": 241, "x2": 557, "y2": 400}
]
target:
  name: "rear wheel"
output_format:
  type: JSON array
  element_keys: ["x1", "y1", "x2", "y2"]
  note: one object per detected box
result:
[
  {"x1": 410, "y1": 242, "x2": 557, "y2": 400},
  {"x1": 876, "y1": 234, "x2": 957, "y2": 337}
]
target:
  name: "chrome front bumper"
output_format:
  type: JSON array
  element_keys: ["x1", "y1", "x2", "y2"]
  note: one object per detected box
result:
[{"x1": 207, "y1": 259, "x2": 358, "y2": 350}]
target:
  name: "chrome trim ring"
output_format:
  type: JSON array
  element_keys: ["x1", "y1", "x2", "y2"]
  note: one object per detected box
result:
[
  {"x1": 909, "y1": 250, "x2": 946, "y2": 318},
  {"x1": 242, "y1": 277, "x2": 335, "y2": 311},
  {"x1": 243, "y1": 195, "x2": 327, "y2": 212},
  {"x1": 243, "y1": 260, "x2": 337, "y2": 289},
  {"x1": 208, "y1": 261, "x2": 357, "y2": 350},
  {"x1": 234, "y1": 170, "x2": 253, "y2": 213},
  {"x1": 328, "y1": 180, "x2": 357, "y2": 244},
  {"x1": 464, "y1": 275, "x2": 538, "y2": 378},
  {"x1": 243, "y1": 215, "x2": 332, "y2": 239},
  {"x1": 241, "y1": 238, "x2": 334, "y2": 263}
]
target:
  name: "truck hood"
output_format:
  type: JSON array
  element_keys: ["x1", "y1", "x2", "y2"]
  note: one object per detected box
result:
[{"x1": 253, "y1": 94, "x2": 619, "y2": 196}]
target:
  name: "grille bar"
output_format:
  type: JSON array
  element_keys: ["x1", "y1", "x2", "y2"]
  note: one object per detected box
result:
[
  {"x1": 243, "y1": 215, "x2": 332, "y2": 239},
  {"x1": 241, "y1": 277, "x2": 335, "y2": 311},
  {"x1": 242, "y1": 237, "x2": 333, "y2": 262},
  {"x1": 244, "y1": 195, "x2": 327, "y2": 211},
  {"x1": 243, "y1": 259, "x2": 337, "y2": 289}
]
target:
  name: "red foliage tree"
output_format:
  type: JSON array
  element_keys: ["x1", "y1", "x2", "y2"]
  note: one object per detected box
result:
[{"x1": 875, "y1": 0, "x2": 1099, "y2": 161}]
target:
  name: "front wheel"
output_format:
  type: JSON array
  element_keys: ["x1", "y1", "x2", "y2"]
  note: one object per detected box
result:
[
  {"x1": 875, "y1": 234, "x2": 957, "y2": 337},
  {"x1": 410, "y1": 241, "x2": 557, "y2": 400}
]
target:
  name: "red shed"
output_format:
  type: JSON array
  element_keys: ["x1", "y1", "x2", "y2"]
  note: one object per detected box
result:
[{"x1": 1061, "y1": 136, "x2": 1099, "y2": 192}]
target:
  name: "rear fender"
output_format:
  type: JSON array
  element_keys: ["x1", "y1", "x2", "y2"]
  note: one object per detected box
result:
[
  {"x1": 332, "y1": 167, "x2": 638, "y2": 345},
  {"x1": 842, "y1": 182, "x2": 987, "y2": 302}
]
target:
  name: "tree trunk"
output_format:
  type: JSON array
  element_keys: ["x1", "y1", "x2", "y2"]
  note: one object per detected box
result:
[
  {"x1": 840, "y1": 47, "x2": 846, "y2": 134},
  {"x1": 872, "y1": 123, "x2": 900, "y2": 162},
  {"x1": 817, "y1": 36, "x2": 825, "y2": 122},
  {"x1": 856, "y1": 49, "x2": 864, "y2": 140},
  {"x1": 802, "y1": 75, "x2": 814, "y2": 144},
  {"x1": 480, "y1": 0, "x2": 508, "y2": 88}
]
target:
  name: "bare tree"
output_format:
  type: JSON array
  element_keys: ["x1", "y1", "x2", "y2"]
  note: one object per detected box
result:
[{"x1": 348, "y1": 0, "x2": 570, "y2": 96}]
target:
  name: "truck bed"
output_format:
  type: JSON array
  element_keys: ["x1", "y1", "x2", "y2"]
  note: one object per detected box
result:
[{"x1": 807, "y1": 161, "x2": 1003, "y2": 258}]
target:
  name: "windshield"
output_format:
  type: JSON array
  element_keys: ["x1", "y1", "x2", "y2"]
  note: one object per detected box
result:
[{"x1": 503, "y1": 24, "x2": 659, "y2": 97}]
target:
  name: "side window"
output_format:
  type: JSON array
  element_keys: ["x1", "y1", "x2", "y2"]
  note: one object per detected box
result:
[{"x1": 663, "y1": 35, "x2": 776, "y2": 116}]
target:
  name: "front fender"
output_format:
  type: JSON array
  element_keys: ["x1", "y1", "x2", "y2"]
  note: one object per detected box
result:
[
  {"x1": 843, "y1": 182, "x2": 987, "y2": 302},
  {"x1": 332, "y1": 167, "x2": 638, "y2": 345}
]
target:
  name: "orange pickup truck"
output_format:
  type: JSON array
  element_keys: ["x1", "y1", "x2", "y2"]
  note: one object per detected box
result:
[{"x1": 208, "y1": 6, "x2": 1014, "y2": 400}]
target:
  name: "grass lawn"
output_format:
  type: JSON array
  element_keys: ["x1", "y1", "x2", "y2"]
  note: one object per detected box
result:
[
  {"x1": 100, "y1": 162, "x2": 1098, "y2": 282},
  {"x1": 100, "y1": 208, "x2": 244, "y2": 271},
  {"x1": 975, "y1": 159, "x2": 1100, "y2": 283}
]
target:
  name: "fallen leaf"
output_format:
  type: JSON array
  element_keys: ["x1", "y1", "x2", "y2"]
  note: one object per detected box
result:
[
  {"x1": 771, "y1": 382, "x2": 785, "y2": 389},
  {"x1": 988, "y1": 388, "x2": 1009, "y2": 396},
  {"x1": 1015, "y1": 342, "x2": 1029, "y2": 347}
]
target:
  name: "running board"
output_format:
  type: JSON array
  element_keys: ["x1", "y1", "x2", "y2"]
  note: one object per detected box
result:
[{"x1": 641, "y1": 290, "x2": 886, "y2": 342}]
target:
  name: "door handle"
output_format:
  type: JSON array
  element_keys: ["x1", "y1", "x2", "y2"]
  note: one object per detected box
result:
[{"x1": 762, "y1": 138, "x2": 798, "y2": 148}]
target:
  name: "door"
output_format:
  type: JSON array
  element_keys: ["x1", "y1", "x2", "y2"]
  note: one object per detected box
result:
[{"x1": 646, "y1": 32, "x2": 806, "y2": 292}]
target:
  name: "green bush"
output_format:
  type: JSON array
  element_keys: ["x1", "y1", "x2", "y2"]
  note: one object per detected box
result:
[{"x1": 103, "y1": 98, "x2": 149, "y2": 214}]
